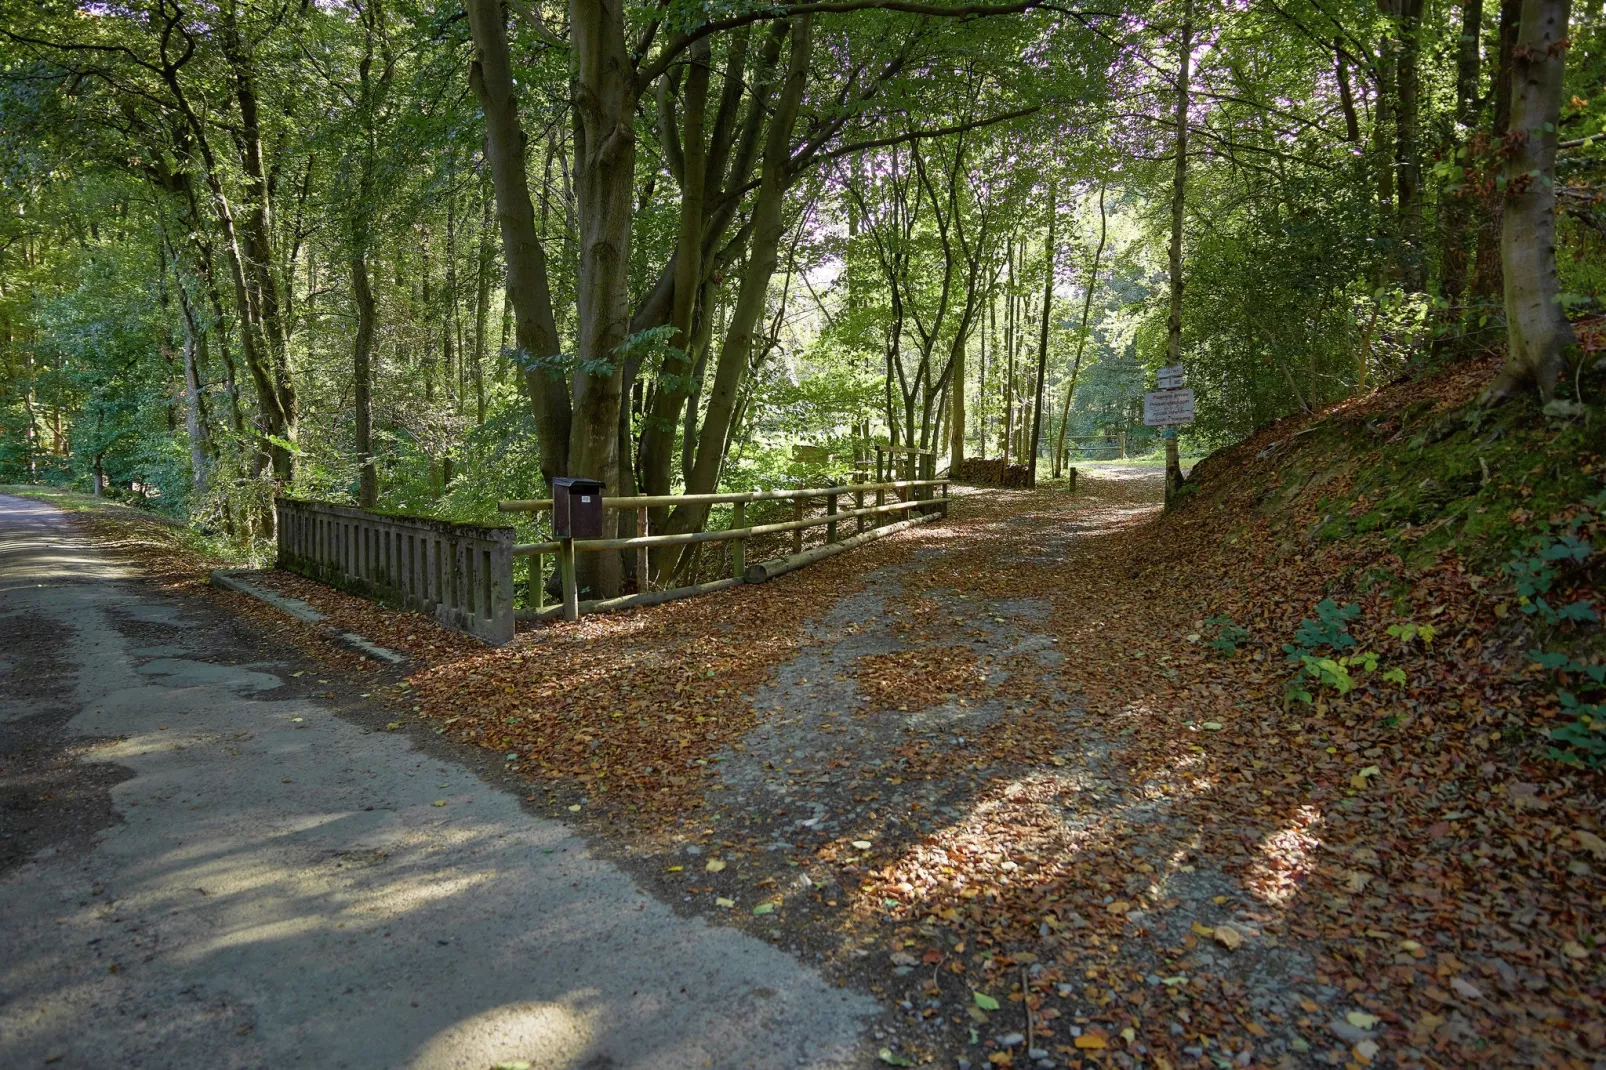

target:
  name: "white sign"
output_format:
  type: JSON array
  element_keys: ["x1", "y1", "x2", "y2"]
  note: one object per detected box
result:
[
  {"x1": 1144, "y1": 388, "x2": 1196, "y2": 426},
  {"x1": 1156, "y1": 364, "x2": 1186, "y2": 390}
]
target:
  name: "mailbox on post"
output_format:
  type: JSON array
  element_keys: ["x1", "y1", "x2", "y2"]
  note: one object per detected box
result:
[{"x1": 552, "y1": 477, "x2": 605, "y2": 539}]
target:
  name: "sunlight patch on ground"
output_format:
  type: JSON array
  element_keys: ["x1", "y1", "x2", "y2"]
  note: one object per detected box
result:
[
  {"x1": 408, "y1": 997, "x2": 600, "y2": 1070},
  {"x1": 1244, "y1": 805, "x2": 1324, "y2": 907}
]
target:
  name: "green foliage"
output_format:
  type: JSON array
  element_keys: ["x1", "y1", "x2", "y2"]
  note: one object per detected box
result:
[
  {"x1": 1280, "y1": 600, "x2": 1403, "y2": 704},
  {"x1": 1201, "y1": 613, "x2": 1249, "y2": 655},
  {"x1": 1506, "y1": 533, "x2": 1599, "y2": 628},
  {"x1": 1385, "y1": 621, "x2": 1437, "y2": 647},
  {"x1": 1286, "y1": 598, "x2": 1360, "y2": 655},
  {"x1": 1534, "y1": 651, "x2": 1606, "y2": 769},
  {"x1": 1506, "y1": 510, "x2": 1603, "y2": 768}
]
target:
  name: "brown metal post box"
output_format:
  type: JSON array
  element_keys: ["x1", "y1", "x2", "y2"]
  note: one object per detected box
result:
[{"x1": 552, "y1": 477, "x2": 605, "y2": 538}]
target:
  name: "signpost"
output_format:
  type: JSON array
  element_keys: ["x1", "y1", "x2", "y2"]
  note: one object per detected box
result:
[
  {"x1": 1144, "y1": 368, "x2": 1194, "y2": 486},
  {"x1": 1143, "y1": 387, "x2": 1195, "y2": 426}
]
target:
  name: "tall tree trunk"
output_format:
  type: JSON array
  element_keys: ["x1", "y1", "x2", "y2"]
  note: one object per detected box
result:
[
  {"x1": 1028, "y1": 185, "x2": 1056, "y2": 487},
  {"x1": 466, "y1": 0, "x2": 569, "y2": 485},
  {"x1": 639, "y1": 34, "x2": 711, "y2": 535},
  {"x1": 681, "y1": 279, "x2": 717, "y2": 483},
  {"x1": 177, "y1": 288, "x2": 211, "y2": 496},
  {"x1": 668, "y1": 16, "x2": 812, "y2": 547},
  {"x1": 1487, "y1": 0, "x2": 1575, "y2": 402},
  {"x1": 979, "y1": 280, "x2": 990, "y2": 459},
  {"x1": 949, "y1": 329, "x2": 966, "y2": 469},
  {"x1": 473, "y1": 168, "x2": 493, "y2": 425},
  {"x1": 1054, "y1": 179, "x2": 1106, "y2": 477},
  {"x1": 1473, "y1": 0, "x2": 1524, "y2": 300},
  {"x1": 567, "y1": 0, "x2": 640, "y2": 598},
  {"x1": 220, "y1": 17, "x2": 298, "y2": 478},
  {"x1": 351, "y1": 250, "x2": 379, "y2": 507},
  {"x1": 1002, "y1": 238, "x2": 1015, "y2": 464},
  {"x1": 1335, "y1": 40, "x2": 1361, "y2": 142},
  {"x1": 1395, "y1": 0, "x2": 1426, "y2": 292},
  {"x1": 1438, "y1": 0, "x2": 1485, "y2": 318},
  {"x1": 1165, "y1": 0, "x2": 1193, "y2": 506},
  {"x1": 1374, "y1": 0, "x2": 1399, "y2": 272}
]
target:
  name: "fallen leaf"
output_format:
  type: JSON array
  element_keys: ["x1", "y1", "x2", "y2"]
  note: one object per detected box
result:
[
  {"x1": 1074, "y1": 1034, "x2": 1107, "y2": 1049},
  {"x1": 973, "y1": 991, "x2": 1000, "y2": 1011},
  {"x1": 1346, "y1": 1011, "x2": 1380, "y2": 1030},
  {"x1": 1450, "y1": 977, "x2": 1483, "y2": 1000},
  {"x1": 852, "y1": 840, "x2": 873, "y2": 850},
  {"x1": 705, "y1": 859, "x2": 727, "y2": 873},
  {"x1": 1213, "y1": 923, "x2": 1244, "y2": 950},
  {"x1": 752, "y1": 903, "x2": 774, "y2": 915},
  {"x1": 715, "y1": 897, "x2": 735, "y2": 908},
  {"x1": 877, "y1": 1049, "x2": 915, "y2": 1067},
  {"x1": 1576, "y1": 829, "x2": 1606, "y2": 859},
  {"x1": 431, "y1": 800, "x2": 446, "y2": 807}
]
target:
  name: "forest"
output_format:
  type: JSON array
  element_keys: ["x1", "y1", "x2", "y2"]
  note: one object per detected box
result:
[{"x1": 1, "y1": 0, "x2": 1600, "y2": 597}]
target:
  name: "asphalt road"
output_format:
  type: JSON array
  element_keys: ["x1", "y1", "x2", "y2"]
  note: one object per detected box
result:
[{"x1": 0, "y1": 494, "x2": 872, "y2": 1070}]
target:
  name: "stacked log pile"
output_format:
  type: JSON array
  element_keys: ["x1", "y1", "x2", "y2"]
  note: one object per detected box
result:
[{"x1": 952, "y1": 458, "x2": 1033, "y2": 488}]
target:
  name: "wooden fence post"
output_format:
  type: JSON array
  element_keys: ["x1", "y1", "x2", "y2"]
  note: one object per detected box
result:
[
  {"x1": 560, "y1": 539, "x2": 579, "y2": 621},
  {"x1": 529, "y1": 553, "x2": 546, "y2": 610},
  {"x1": 792, "y1": 498, "x2": 804, "y2": 555},
  {"x1": 637, "y1": 506, "x2": 650, "y2": 594},
  {"x1": 730, "y1": 502, "x2": 746, "y2": 580},
  {"x1": 826, "y1": 492, "x2": 838, "y2": 543},
  {"x1": 855, "y1": 483, "x2": 866, "y2": 534},
  {"x1": 876, "y1": 485, "x2": 886, "y2": 527}
]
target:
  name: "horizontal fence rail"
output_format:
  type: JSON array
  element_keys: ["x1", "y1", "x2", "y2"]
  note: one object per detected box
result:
[
  {"x1": 496, "y1": 478, "x2": 949, "y2": 514},
  {"x1": 500, "y1": 479, "x2": 949, "y2": 622},
  {"x1": 275, "y1": 498, "x2": 515, "y2": 645}
]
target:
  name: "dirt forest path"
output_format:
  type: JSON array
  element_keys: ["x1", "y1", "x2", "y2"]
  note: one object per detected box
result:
[
  {"x1": 0, "y1": 494, "x2": 872, "y2": 1070},
  {"x1": 578, "y1": 465, "x2": 1340, "y2": 1070}
]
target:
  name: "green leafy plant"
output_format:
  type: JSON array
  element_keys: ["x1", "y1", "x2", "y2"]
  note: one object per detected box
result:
[
  {"x1": 1202, "y1": 613, "x2": 1250, "y2": 655},
  {"x1": 1502, "y1": 504, "x2": 1600, "y2": 767},
  {"x1": 1505, "y1": 533, "x2": 1598, "y2": 627},
  {"x1": 1385, "y1": 621, "x2": 1437, "y2": 646},
  {"x1": 1533, "y1": 651, "x2": 1606, "y2": 768},
  {"x1": 1282, "y1": 600, "x2": 1398, "y2": 703}
]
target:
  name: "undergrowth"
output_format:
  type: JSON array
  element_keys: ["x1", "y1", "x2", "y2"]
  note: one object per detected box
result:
[{"x1": 1179, "y1": 353, "x2": 1605, "y2": 769}]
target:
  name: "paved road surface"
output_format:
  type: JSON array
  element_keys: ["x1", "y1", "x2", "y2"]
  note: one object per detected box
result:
[{"x1": 0, "y1": 495, "x2": 872, "y2": 1070}]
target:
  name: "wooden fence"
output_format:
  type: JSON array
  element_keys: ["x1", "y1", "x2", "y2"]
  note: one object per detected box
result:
[
  {"x1": 498, "y1": 478, "x2": 949, "y2": 622},
  {"x1": 275, "y1": 499, "x2": 515, "y2": 645}
]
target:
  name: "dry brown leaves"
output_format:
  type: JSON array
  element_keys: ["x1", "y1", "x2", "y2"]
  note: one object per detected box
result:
[
  {"x1": 841, "y1": 368, "x2": 1605, "y2": 1067},
  {"x1": 855, "y1": 645, "x2": 987, "y2": 712}
]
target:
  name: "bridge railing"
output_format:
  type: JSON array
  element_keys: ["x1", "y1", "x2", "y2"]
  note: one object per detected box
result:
[
  {"x1": 275, "y1": 498, "x2": 514, "y2": 645},
  {"x1": 497, "y1": 478, "x2": 949, "y2": 622}
]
